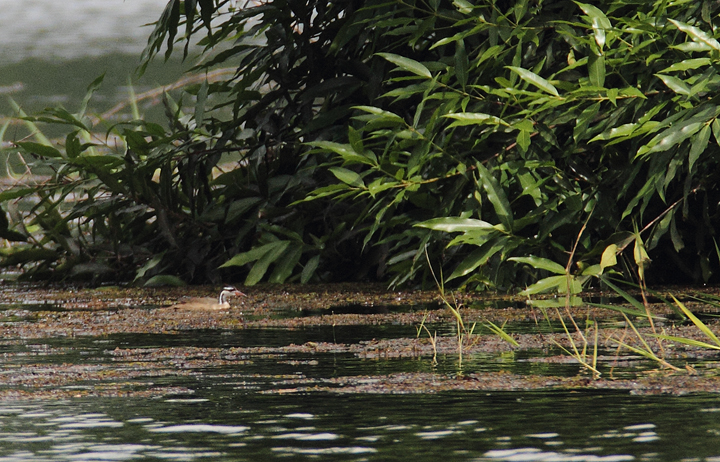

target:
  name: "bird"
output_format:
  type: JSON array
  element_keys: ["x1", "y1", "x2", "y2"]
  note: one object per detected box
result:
[{"x1": 169, "y1": 286, "x2": 246, "y2": 311}]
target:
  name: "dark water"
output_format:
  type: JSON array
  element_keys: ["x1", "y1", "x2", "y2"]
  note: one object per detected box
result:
[
  {"x1": 0, "y1": 320, "x2": 715, "y2": 461},
  {"x1": 1, "y1": 384, "x2": 720, "y2": 460}
]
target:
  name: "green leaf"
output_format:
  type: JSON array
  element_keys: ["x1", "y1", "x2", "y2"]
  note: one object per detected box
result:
[
  {"x1": 588, "y1": 53, "x2": 605, "y2": 87},
  {"x1": 575, "y1": 2, "x2": 611, "y2": 49},
  {"x1": 269, "y1": 245, "x2": 302, "y2": 283},
  {"x1": 506, "y1": 66, "x2": 559, "y2": 97},
  {"x1": 16, "y1": 142, "x2": 63, "y2": 158},
  {"x1": 672, "y1": 295, "x2": 720, "y2": 346},
  {"x1": 653, "y1": 335, "x2": 720, "y2": 350},
  {"x1": 301, "y1": 255, "x2": 320, "y2": 284},
  {"x1": 689, "y1": 123, "x2": 711, "y2": 174},
  {"x1": 516, "y1": 129, "x2": 531, "y2": 152},
  {"x1": 600, "y1": 244, "x2": 618, "y2": 270},
  {"x1": 452, "y1": 0, "x2": 473, "y2": 14},
  {"x1": 329, "y1": 167, "x2": 365, "y2": 188},
  {"x1": 655, "y1": 74, "x2": 691, "y2": 96},
  {"x1": 79, "y1": 72, "x2": 105, "y2": 117},
  {"x1": 194, "y1": 79, "x2": 209, "y2": 125},
  {"x1": 590, "y1": 123, "x2": 636, "y2": 142},
  {"x1": 135, "y1": 253, "x2": 165, "y2": 281},
  {"x1": 637, "y1": 105, "x2": 719, "y2": 157},
  {"x1": 415, "y1": 217, "x2": 497, "y2": 233},
  {"x1": 455, "y1": 39, "x2": 469, "y2": 89},
  {"x1": 308, "y1": 141, "x2": 377, "y2": 166},
  {"x1": 245, "y1": 241, "x2": 292, "y2": 286},
  {"x1": 352, "y1": 105, "x2": 405, "y2": 126},
  {"x1": 476, "y1": 162, "x2": 513, "y2": 231},
  {"x1": 444, "y1": 112, "x2": 509, "y2": 127},
  {"x1": 65, "y1": 131, "x2": 82, "y2": 159},
  {"x1": 220, "y1": 242, "x2": 280, "y2": 268},
  {"x1": 574, "y1": 102, "x2": 600, "y2": 142},
  {"x1": 447, "y1": 236, "x2": 508, "y2": 281},
  {"x1": 518, "y1": 275, "x2": 580, "y2": 295},
  {"x1": 377, "y1": 52, "x2": 432, "y2": 78},
  {"x1": 509, "y1": 256, "x2": 566, "y2": 274},
  {"x1": 143, "y1": 275, "x2": 186, "y2": 287},
  {"x1": 659, "y1": 58, "x2": 711, "y2": 73},
  {"x1": 669, "y1": 19, "x2": 720, "y2": 52},
  {"x1": 484, "y1": 320, "x2": 520, "y2": 347},
  {"x1": 526, "y1": 296, "x2": 584, "y2": 308}
]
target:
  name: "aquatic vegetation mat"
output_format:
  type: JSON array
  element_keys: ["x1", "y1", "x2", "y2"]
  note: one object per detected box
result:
[{"x1": 0, "y1": 284, "x2": 718, "y2": 399}]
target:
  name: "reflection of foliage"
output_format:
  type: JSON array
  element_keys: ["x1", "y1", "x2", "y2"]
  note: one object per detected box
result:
[{"x1": 2, "y1": 0, "x2": 720, "y2": 287}]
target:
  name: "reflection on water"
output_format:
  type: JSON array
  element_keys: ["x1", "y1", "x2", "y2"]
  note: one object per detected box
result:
[{"x1": 0, "y1": 391, "x2": 719, "y2": 461}]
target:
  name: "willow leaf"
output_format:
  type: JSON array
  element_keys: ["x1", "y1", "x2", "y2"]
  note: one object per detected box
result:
[
  {"x1": 444, "y1": 112, "x2": 509, "y2": 127},
  {"x1": 506, "y1": 66, "x2": 559, "y2": 97},
  {"x1": 655, "y1": 74, "x2": 691, "y2": 96},
  {"x1": 329, "y1": 167, "x2": 365, "y2": 188},
  {"x1": 415, "y1": 217, "x2": 497, "y2": 233},
  {"x1": 575, "y1": 2, "x2": 611, "y2": 49},
  {"x1": 377, "y1": 52, "x2": 431, "y2": 78},
  {"x1": 509, "y1": 256, "x2": 566, "y2": 274},
  {"x1": 660, "y1": 58, "x2": 711, "y2": 73},
  {"x1": 689, "y1": 123, "x2": 711, "y2": 174},
  {"x1": 669, "y1": 19, "x2": 720, "y2": 52},
  {"x1": 476, "y1": 162, "x2": 513, "y2": 231}
]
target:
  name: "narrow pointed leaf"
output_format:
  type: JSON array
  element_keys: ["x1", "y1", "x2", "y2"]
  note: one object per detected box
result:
[
  {"x1": 476, "y1": 162, "x2": 513, "y2": 230},
  {"x1": 506, "y1": 66, "x2": 559, "y2": 96},
  {"x1": 329, "y1": 167, "x2": 365, "y2": 188},
  {"x1": 377, "y1": 53, "x2": 432, "y2": 78},
  {"x1": 672, "y1": 295, "x2": 720, "y2": 346},
  {"x1": 509, "y1": 256, "x2": 566, "y2": 274},
  {"x1": 669, "y1": 19, "x2": 720, "y2": 51},
  {"x1": 655, "y1": 74, "x2": 691, "y2": 95},
  {"x1": 444, "y1": 112, "x2": 509, "y2": 127},
  {"x1": 576, "y1": 2, "x2": 611, "y2": 49},
  {"x1": 415, "y1": 217, "x2": 497, "y2": 233}
]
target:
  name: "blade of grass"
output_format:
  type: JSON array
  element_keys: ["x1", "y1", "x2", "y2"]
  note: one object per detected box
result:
[
  {"x1": 589, "y1": 302, "x2": 665, "y2": 319},
  {"x1": 652, "y1": 334, "x2": 720, "y2": 350},
  {"x1": 485, "y1": 320, "x2": 519, "y2": 347},
  {"x1": 671, "y1": 294, "x2": 720, "y2": 346},
  {"x1": 600, "y1": 277, "x2": 648, "y2": 312}
]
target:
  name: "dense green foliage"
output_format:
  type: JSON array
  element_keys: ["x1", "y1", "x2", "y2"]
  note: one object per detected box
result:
[{"x1": 2, "y1": 0, "x2": 720, "y2": 289}]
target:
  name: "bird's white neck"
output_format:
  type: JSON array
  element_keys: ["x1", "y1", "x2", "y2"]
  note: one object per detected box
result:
[{"x1": 218, "y1": 290, "x2": 231, "y2": 305}]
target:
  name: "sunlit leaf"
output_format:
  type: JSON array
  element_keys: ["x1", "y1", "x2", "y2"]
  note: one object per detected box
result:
[
  {"x1": 415, "y1": 217, "x2": 497, "y2": 233},
  {"x1": 669, "y1": 19, "x2": 720, "y2": 51},
  {"x1": 377, "y1": 52, "x2": 432, "y2": 78},
  {"x1": 600, "y1": 244, "x2": 618, "y2": 270},
  {"x1": 509, "y1": 256, "x2": 566, "y2": 274},
  {"x1": 655, "y1": 74, "x2": 691, "y2": 96},
  {"x1": 444, "y1": 112, "x2": 509, "y2": 127},
  {"x1": 518, "y1": 275, "x2": 581, "y2": 295},
  {"x1": 329, "y1": 167, "x2": 365, "y2": 188},
  {"x1": 659, "y1": 58, "x2": 711, "y2": 73},
  {"x1": 671, "y1": 295, "x2": 720, "y2": 346},
  {"x1": 576, "y1": 2, "x2": 611, "y2": 49},
  {"x1": 506, "y1": 66, "x2": 559, "y2": 97}
]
